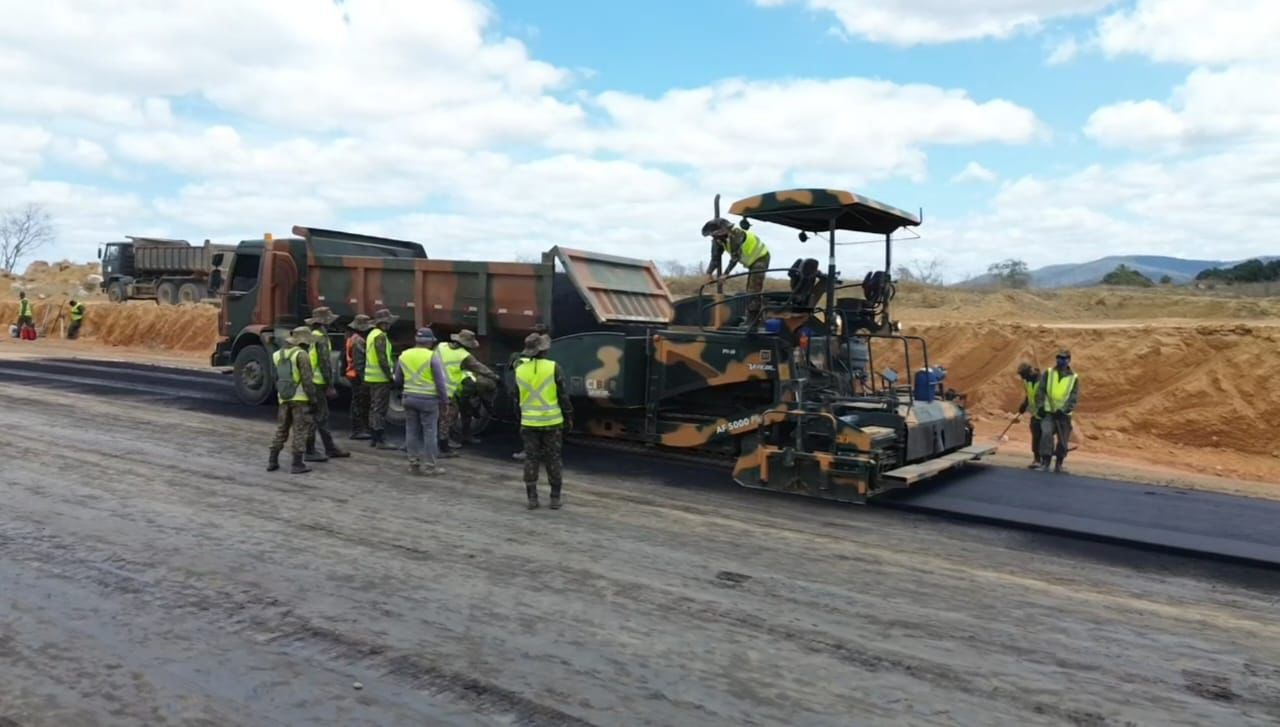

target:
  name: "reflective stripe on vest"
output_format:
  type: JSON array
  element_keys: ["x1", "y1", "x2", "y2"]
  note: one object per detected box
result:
[
  {"x1": 438, "y1": 344, "x2": 470, "y2": 397},
  {"x1": 309, "y1": 330, "x2": 329, "y2": 385},
  {"x1": 1045, "y1": 370, "x2": 1077, "y2": 414},
  {"x1": 738, "y1": 230, "x2": 767, "y2": 267},
  {"x1": 364, "y1": 327, "x2": 392, "y2": 383},
  {"x1": 398, "y1": 347, "x2": 439, "y2": 397},
  {"x1": 70, "y1": 304, "x2": 85, "y2": 321},
  {"x1": 1024, "y1": 379, "x2": 1040, "y2": 412},
  {"x1": 273, "y1": 347, "x2": 309, "y2": 404},
  {"x1": 516, "y1": 358, "x2": 564, "y2": 427}
]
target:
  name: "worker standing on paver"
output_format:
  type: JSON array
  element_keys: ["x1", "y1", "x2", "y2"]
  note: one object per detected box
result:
[
  {"x1": 67, "y1": 299, "x2": 86, "y2": 340},
  {"x1": 268, "y1": 326, "x2": 320, "y2": 475},
  {"x1": 364, "y1": 308, "x2": 398, "y2": 449},
  {"x1": 344, "y1": 314, "x2": 373, "y2": 440},
  {"x1": 1016, "y1": 362, "x2": 1043, "y2": 469},
  {"x1": 701, "y1": 218, "x2": 770, "y2": 324},
  {"x1": 1035, "y1": 349, "x2": 1080, "y2": 473},
  {"x1": 514, "y1": 333, "x2": 573, "y2": 510},
  {"x1": 394, "y1": 327, "x2": 450, "y2": 476},
  {"x1": 437, "y1": 329, "x2": 499, "y2": 455},
  {"x1": 302, "y1": 306, "x2": 350, "y2": 462}
]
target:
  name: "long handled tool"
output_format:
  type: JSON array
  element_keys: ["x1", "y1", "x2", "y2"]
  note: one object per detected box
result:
[{"x1": 996, "y1": 413, "x2": 1020, "y2": 442}]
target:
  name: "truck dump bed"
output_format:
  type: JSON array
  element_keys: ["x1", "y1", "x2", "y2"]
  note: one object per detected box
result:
[{"x1": 127, "y1": 237, "x2": 235, "y2": 275}]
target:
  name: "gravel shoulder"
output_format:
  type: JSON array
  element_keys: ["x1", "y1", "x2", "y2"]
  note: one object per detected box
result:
[{"x1": 2, "y1": 382, "x2": 1278, "y2": 725}]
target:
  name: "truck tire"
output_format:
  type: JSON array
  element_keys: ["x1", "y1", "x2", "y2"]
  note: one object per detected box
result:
[
  {"x1": 107, "y1": 281, "x2": 127, "y2": 303},
  {"x1": 233, "y1": 345, "x2": 275, "y2": 406},
  {"x1": 178, "y1": 282, "x2": 203, "y2": 304},
  {"x1": 157, "y1": 281, "x2": 178, "y2": 305},
  {"x1": 387, "y1": 389, "x2": 406, "y2": 426}
]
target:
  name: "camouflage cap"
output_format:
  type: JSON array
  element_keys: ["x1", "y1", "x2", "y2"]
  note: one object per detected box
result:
[
  {"x1": 286, "y1": 325, "x2": 312, "y2": 346},
  {"x1": 372, "y1": 308, "x2": 398, "y2": 325},
  {"x1": 451, "y1": 329, "x2": 480, "y2": 350},
  {"x1": 348, "y1": 314, "x2": 374, "y2": 331},
  {"x1": 1056, "y1": 349, "x2": 1071, "y2": 359},
  {"x1": 304, "y1": 306, "x2": 339, "y2": 325},
  {"x1": 521, "y1": 333, "x2": 551, "y2": 356}
]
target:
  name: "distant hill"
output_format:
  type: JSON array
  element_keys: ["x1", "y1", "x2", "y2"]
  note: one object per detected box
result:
[{"x1": 958, "y1": 255, "x2": 1280, "y2": 289}]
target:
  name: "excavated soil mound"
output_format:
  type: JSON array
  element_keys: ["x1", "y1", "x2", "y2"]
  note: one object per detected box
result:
[
  {"x1": 1, "y1": 300, "x2": 218, "y2": 352},
  {"x1": 896, "y1": 285, "x2": 1280, "y2": 322},
  {"x1": 4, "y1": 259, "x2": 103, "y2": 299},
  {"x1": 908, "y1": 322, "x2": 1280, "y2": 457}
]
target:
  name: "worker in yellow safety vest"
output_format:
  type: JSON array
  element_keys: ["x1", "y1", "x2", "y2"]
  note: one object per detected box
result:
[
  {"x1": 303, "y1": 306, "x2": 350, "y2": 462},
  {"x1": 1034, "y1": 349, "x2": 1080, "y2": 473},
  {"x1": 268, "y1": 325, "x2": 320, "y2": 474},
  {"x1": 362, "y1": 308, "x2": 398, "y2": 449},
  {"x1": 514, "y1": 333, "x2": 573, "y2": 510},
  {"x1": 1015, "y1": 362, "x2": 1043, "y2": 469},
  {"x1": 393, "y1": 327, "x2": 450, "y2": 476},
  {"x1": 436, "y1": 329, "x2": 499, "y2": 455},
  {"x1": 67, "y1": 299, "x2": 86, "y2": 340},
  {"x1": 17, "y1": 291, "x2": 34, "y2": 328},
  {"x1": 702, "y1": 217, "x2": 771, "y2": 325}
]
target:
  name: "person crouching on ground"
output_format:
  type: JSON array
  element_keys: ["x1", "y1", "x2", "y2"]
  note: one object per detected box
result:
[{"x1": 394, "y1": 327, "x2": 449, "y2": 476}]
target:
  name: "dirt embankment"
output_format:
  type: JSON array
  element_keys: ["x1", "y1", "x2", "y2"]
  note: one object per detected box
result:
[{"x1": 1, "y1": 301, "x2": 219, "y2": 352}]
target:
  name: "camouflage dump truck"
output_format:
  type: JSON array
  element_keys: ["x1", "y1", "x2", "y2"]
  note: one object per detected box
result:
[
  {"x1": 99, "y1": 236, "x2": 237, "y2": 304},
  {"x1": 549, "y1": 189, "x2": 994, "y2": 503},
  {"x1": 211, "y1": 226, "x2": 664, "y2": 424}
]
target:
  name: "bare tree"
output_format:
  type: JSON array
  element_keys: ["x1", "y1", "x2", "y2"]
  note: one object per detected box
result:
[
  {"x1": 894, "y1": 257, "x2": 945, "y2": 286},
  {"x1": 0, "y1": 203, "x2": 54, "y2": 274}
]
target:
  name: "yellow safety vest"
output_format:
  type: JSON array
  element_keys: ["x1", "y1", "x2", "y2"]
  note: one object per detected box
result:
[
  {"x1": 70, "y1": 303, "x2": 85, "y2": 321},
  {"x1": 1024, "y1": 379, "x2": 1040, "y2": 412},
  {"x1": 272, "y1": 347, "x2": 310, "y2": 404},
  {"x1": 438, "y1": 344, "x2": 470, "y2": 398},
  {"x1": 309, "y1": 329, "x2": 330, "y2": 385},
  {"x1": 1045, "y1": 369, "x2": 1078, "y2": 415},
  {"x1": 18, "y1": 299, "x2": 32, "y2": 318},
  {"x1": 398, "y1": 347, "x2": 439, "y2": 397},
  {"x1": 364, "y1": 327, "x2": 392, "y2": 384},
  {"x1": 516, "y1": 358, "x2": 564, "y2": 428},
  {"x1": 738, "y1": 230, "x2": 768, "y2": 267}
]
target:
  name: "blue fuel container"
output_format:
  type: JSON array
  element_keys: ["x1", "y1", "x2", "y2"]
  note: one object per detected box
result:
[{"x1": 913, "y1": 366, "x2": 947, "y2": 402}]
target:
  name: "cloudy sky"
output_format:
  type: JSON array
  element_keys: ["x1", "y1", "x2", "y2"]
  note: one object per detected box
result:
[{"x1": 3, "y1": 0, "x2": 1277, "y2": 280}]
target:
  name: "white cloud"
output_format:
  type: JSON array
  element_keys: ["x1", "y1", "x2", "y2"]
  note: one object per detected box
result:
[
  {"x1": 757, "y1": 0, "x2": 1116, "y2": 45},
  {"x1": 52, "y1": 138, "x2": 110, "y2": 170},
  {"x1": 951, "y1": 162, "x2": 998, "y2": 183},
  {"x1": 1097, "y1": 0, "x2": 1280, "y2": 66},
  {"x1": 1046, "y1": 36, "x2": 1080, "y2": 64},
  {"x1": 0, "y1": 125, "x2": 52, "y2": 169}
]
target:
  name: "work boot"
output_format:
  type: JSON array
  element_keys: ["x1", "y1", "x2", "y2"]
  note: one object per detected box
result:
[
  {"x1": 372, "y1": 430, "x2": 396, "y2": 450},
  {"x1": 1027, "y1": 458, "x2": 1041, "y2": 470},
  {"x1": 526, "y1": 484, "x2": 540, "y2": 510},
  {"x1": 408, "y1": 460, "x2": 421, "y2": 476},
  {"x1": 423, "y1": 465, "x2": 445, "y2": 477},
  {"x1": 320, "y1": 432, "x2": 350, "y2": 458},
  {"x1": 1053, "y1": 457, "x2": 1065, "y2": 474},
  {"x1": 304, "y1": 447, "x2": 329, "y2": 463},
  {"x1": 438, "y1": 440, "x2": 460, "y2": 458},
  {"x1": 549, "y1": 495, "x2": 562, "y2": 510},
  {"x1": 267, "y1": 449, "x2": 281, "y2": 472},
  {"x1": 369, "y1": 430, "x2": 380, "y2": 447},
  {"x1": 290, "y1": 453, "x2": 311, "y2": 474}
]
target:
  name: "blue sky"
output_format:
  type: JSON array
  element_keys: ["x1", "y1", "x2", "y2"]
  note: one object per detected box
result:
[{"x1": 2, "y1": 0, "x2": 1277, "y2": 282}]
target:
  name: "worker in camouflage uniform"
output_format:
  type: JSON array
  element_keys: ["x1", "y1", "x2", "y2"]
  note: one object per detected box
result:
[
  {"x1": 364, "y1": 308, "x2": 398, "y2": 449},
  {"x1": 1034, "y1": 349, "x2": 1080, "y2": 474},
  {"x1": 67, "y1": 299, "x2": 86, "y2": 340},
  {"x1": 344, "y1": 314, "x2": 373, "y2": 440},
  {"x1": 702, "y1": 217, "x2": 771, "y2": 325},
  {"x1": 514, "y1": 333, "x2": 573, "y2": 510},
  {"x1": 508, "y1": 322, "x2": 548, "y2": 461},
  {"x1": 302, "y1": 306, "x2": 350, "y2": 462},
  {"x1": 1015, "y1": 362, "x2": 1043, "y2": 469},
  {"x1": 437, "y1": 329, "x2": 499, "y2": 453},
  {"x1": 268, "y1": 325, "x2": 320, "y2": 474}
]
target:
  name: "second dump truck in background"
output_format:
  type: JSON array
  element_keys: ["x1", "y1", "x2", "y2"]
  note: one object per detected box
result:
[{"x1": 99, "y1": 236, "x2": 237, "y2": 304}]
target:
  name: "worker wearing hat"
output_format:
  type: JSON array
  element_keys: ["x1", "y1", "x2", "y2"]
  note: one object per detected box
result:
[
  {"x1": 437, "y1": 329, "x2": 499, "y2": 454},
  {"x1": 508, "y1": 322, "x2": 548, "y2": 462},
  {"x1": 702, "y1": 217, "x2": 770, "y2": 325},
  {"x1": 513, "y1": 332, "x2": 573, "y2": 510},
  {"x1": 1015, "y1": 361, "x2": 1044, "y2": 469},
  {"x1": 268, "y1": 325, "x2": 321, "y2": 474},
  {"x1": 1034, "y1": 349, "x2": 1080, "y2": 473},
  {"x1": 363, "y1": 308, "x2": 399, "y2": 449},
  {"x1": 302, "y1": 306, "x2": 350, "y2": 462},
  {"x1": 394, "y1": 327, "x2": 450, "y2": 476},
  {"x1": 344, "y1": 314, "x2": 374, "y2": 440},
  {"x1": 67, "y1": 299, "x2": 86, "y2": 340}
]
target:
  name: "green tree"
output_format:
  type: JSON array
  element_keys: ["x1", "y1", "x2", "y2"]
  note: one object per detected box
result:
[
  {"x1": 1101, "y1": 264, "x2": 1154, "y2": 287},
  {"x1": 986, "y1": 258, "x2": 1031, "y2": 289},
  {"x1": 1159, "y1": 274, "x2": 1173, "y2": 285}
]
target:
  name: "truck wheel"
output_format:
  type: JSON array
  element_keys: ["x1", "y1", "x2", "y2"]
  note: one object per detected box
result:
[
  {"x1": 107, "y1": 281, "x2": 127, "y2": 303},
  {"x1": 178, "y1": 282, "x2": 203, "y2": 304},
  {"x1": 387, "y1": 389, "x2": 406, "y2": 426},
  {"x1": 157, "y1": 281, "x2": 178, "y2": 305},
  {"x1": 233, "y1": 345, "x2": 275, "y2": 406}
]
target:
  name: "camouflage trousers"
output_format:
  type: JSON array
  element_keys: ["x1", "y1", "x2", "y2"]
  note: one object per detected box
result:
[
  {"x1": 368, "y1": 382, "x2": 391, "y2": 432},
  {"x1": 306, "y1": 393, "x2": 341, "y2": 453},
  {"x1": 521, "y1": 426, "x2": 563, "y2": 495},
  {"x1": 745, "y1": 255, "x2": 770, "y2": 320},
  {"x1": 271, "y1": 402, "x2": 315, "y2": 455},
  {"x1": 441, "y1": 378, "x2": 495, "y2": 442},
  {"x1": 1038, "y1": 413, "x2": 1072, "y2": 463},
  {"x1": 349, "y1": 379, "x2": 370, "y2": 436}
]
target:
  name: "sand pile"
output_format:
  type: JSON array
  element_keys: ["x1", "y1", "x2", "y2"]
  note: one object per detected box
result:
[
  {"x1": 896, "y1": 285, "x2": 1280, "y2": 322},
  {"x1": 908, "y1": 322, "x2": 1280, "y2": 457},
  {"x1": 4, "y1": 259, "x2": 103, "y2": 298},
  {"x1": 1, "y1": 300, "x2": 219, "y2": 352}
]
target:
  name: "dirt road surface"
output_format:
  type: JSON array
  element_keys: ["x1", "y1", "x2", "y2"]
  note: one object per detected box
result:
[{"x1": 2, "y1": 380, "x2": 1279, "y2": 725}]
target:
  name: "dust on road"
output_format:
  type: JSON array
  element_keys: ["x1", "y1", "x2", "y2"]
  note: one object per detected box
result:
[{"x1": 1, "y1": 382, "x2": 1279, "y2": 725}]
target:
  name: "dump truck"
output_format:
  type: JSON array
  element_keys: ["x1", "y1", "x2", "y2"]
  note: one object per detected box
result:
[{"x1": 99, "y1": 236, "x2": 237, "y2": 304}]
